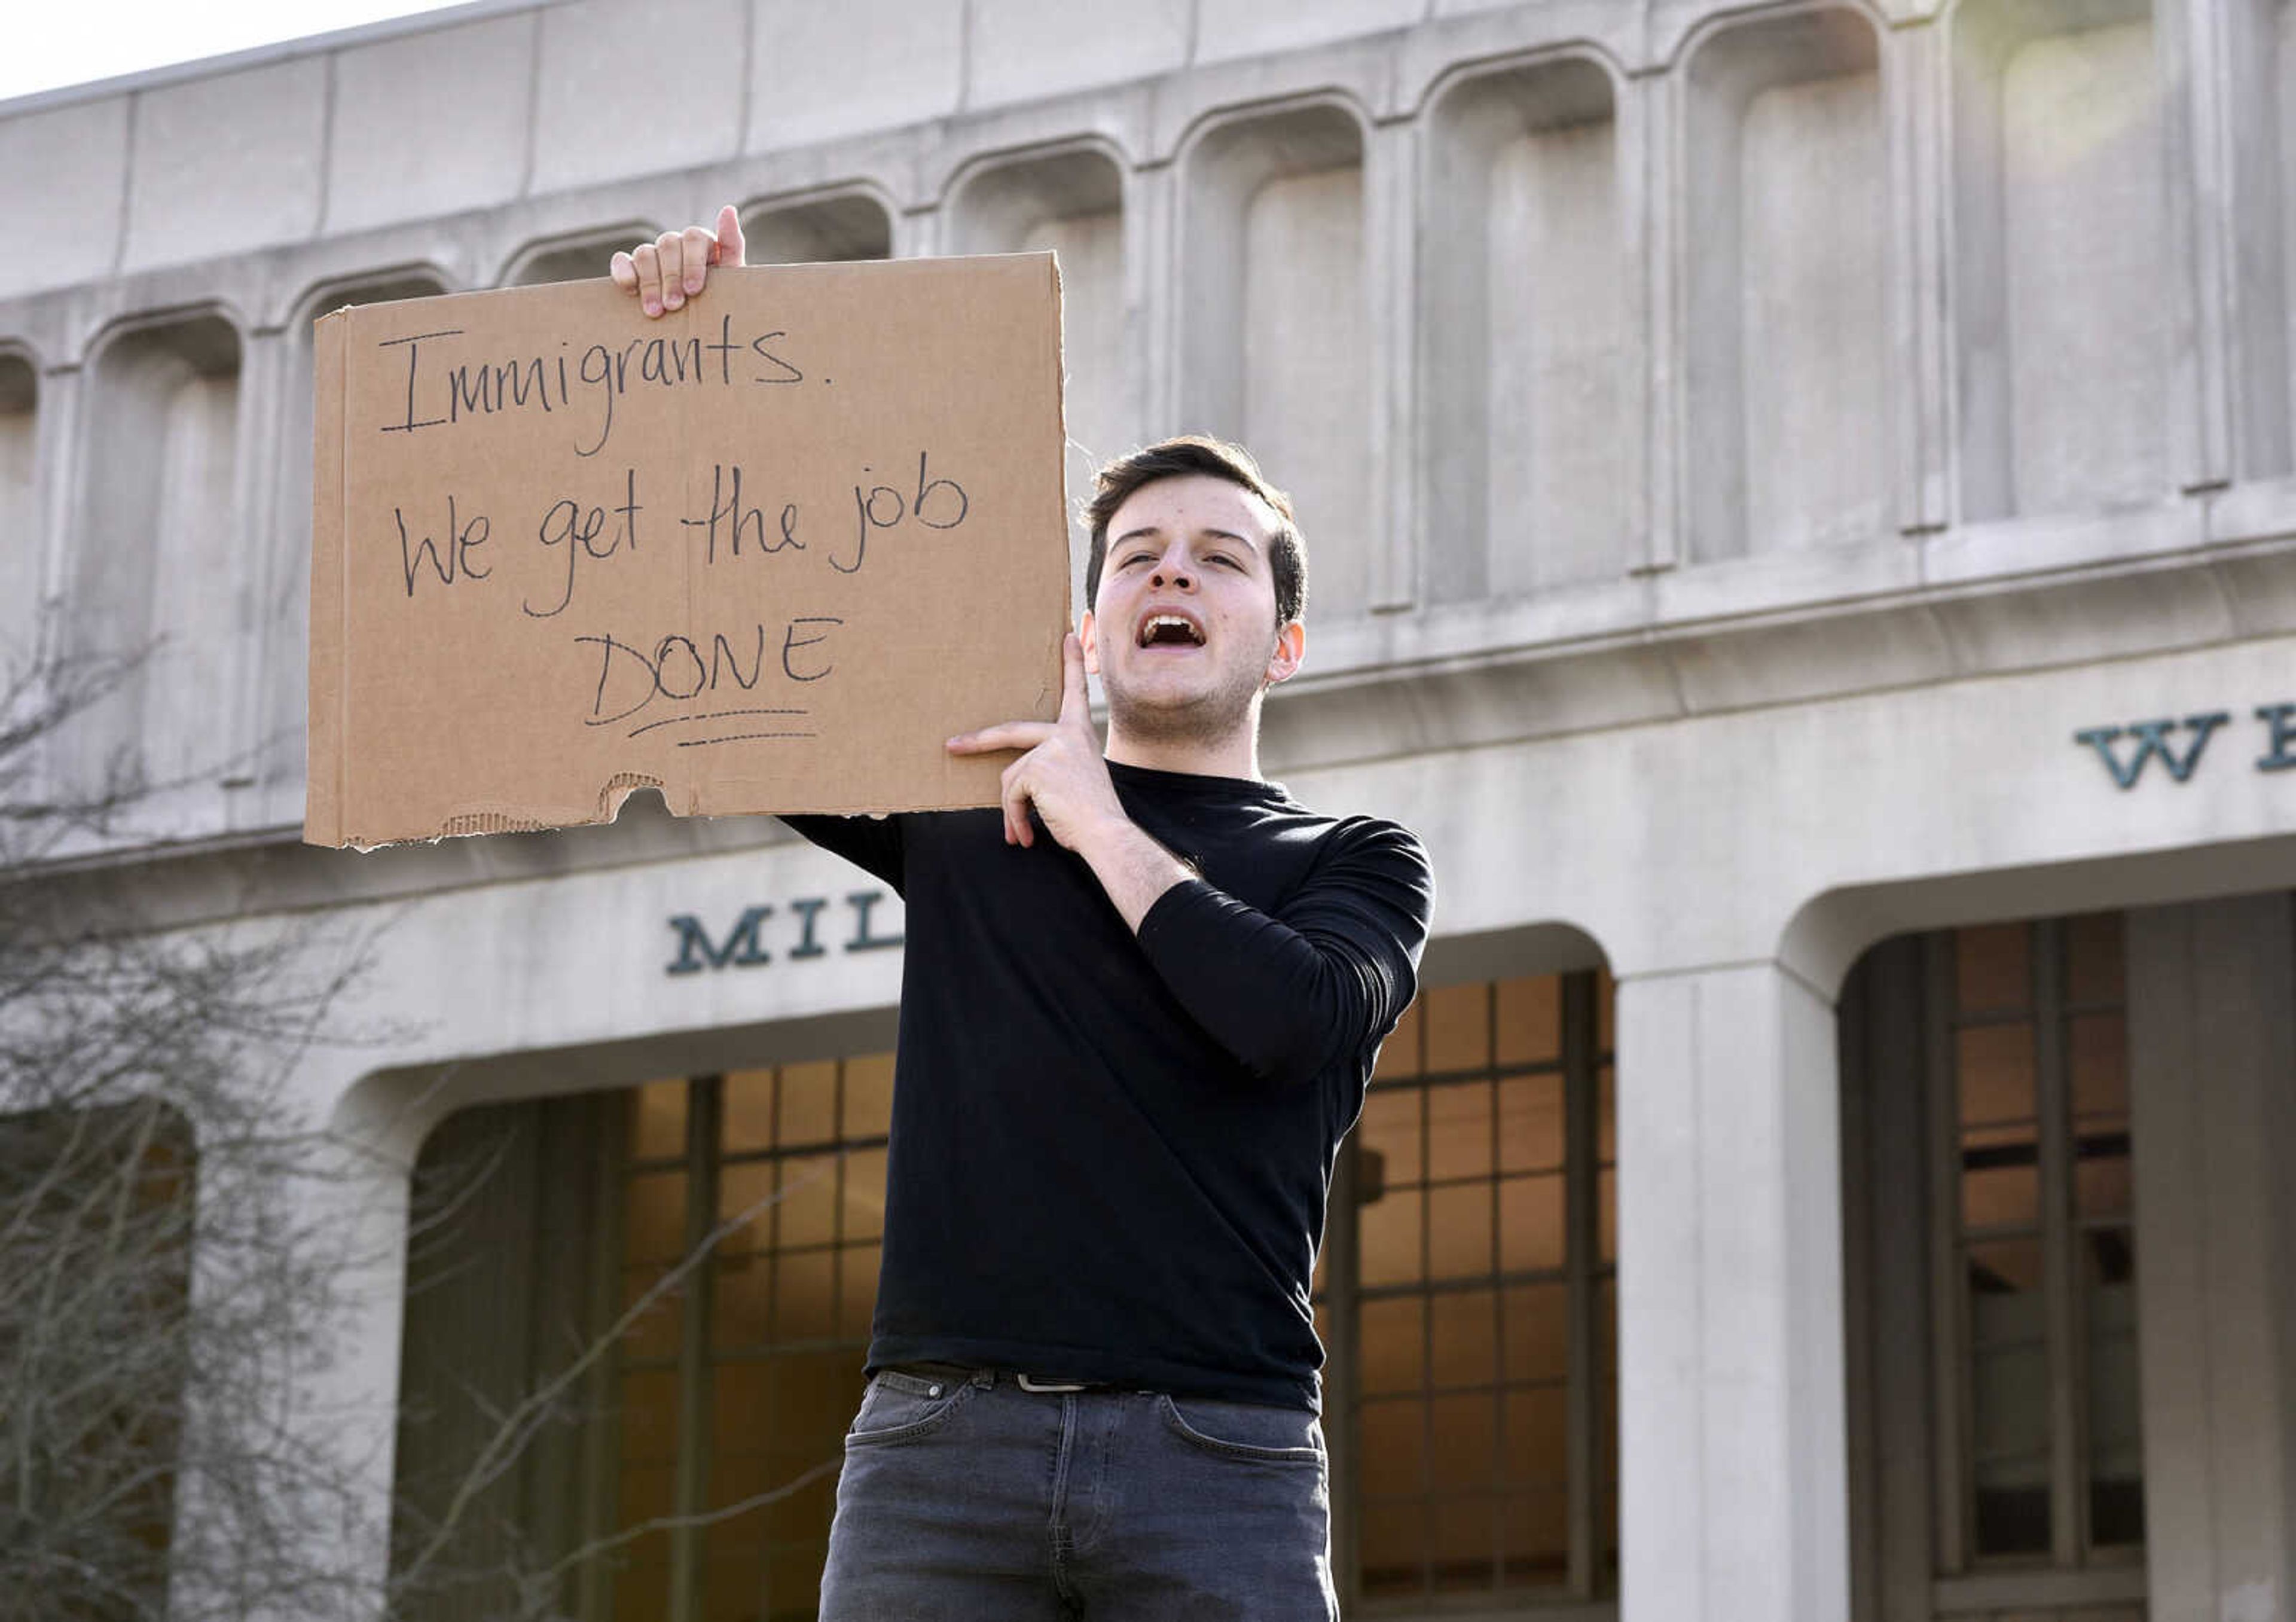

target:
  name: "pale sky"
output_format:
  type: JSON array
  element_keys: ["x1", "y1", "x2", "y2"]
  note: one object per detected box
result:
[{"x1": 0, "y1": 1, "x2": 480, "y2": 105}]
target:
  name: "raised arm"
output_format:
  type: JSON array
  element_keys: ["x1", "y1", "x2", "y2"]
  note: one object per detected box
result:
[
  {"x1": 1134, "y1": 822, "x2": 1431, "y2": 1091},
  {"x1": 948, "y1": 638, "x2": 1433, "y2": 1087}
]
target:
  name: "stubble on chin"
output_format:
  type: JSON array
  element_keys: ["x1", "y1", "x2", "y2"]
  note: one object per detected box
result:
[{"x1": 1101, "y1": 660, "x2": 1269, "y2": 752}]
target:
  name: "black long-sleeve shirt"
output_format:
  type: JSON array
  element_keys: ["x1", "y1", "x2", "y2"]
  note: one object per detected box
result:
[{"x1": 786, "y1": 761, "x2": 1433, "y2": 1411}]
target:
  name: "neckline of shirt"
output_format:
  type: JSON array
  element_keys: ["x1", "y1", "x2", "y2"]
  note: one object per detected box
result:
[{"x1": 1106, "y1": 758, "x2": 1293, "y2": 804}]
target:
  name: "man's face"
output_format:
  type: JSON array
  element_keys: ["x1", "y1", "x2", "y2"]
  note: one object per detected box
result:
[{"x1": 1079, "y1": 473, "x2": 1305, "y2": 746}]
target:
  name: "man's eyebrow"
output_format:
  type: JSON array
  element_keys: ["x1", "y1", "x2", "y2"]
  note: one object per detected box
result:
[{"x1": 1113, "y1": 525, "x2": 1262, "y2": 551}]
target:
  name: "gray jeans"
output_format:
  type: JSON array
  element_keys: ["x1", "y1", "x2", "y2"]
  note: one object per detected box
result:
[{"x1": 818, "y1": 1368, "x2": 1339, "y2": 1621}]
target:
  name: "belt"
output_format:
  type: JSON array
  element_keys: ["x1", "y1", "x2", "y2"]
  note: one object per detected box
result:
[{"x1": 888, "y1": 1360, "x2": 1119, "y2": 1395}]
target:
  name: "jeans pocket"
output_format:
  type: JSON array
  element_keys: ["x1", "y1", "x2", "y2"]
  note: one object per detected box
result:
[
  {"x1": 1156, "y1": 1394, "x2": 1326, "y2": 1466},
  {"x1": 845, "y1": 1370, "x2": 974, "y2": 1447}
]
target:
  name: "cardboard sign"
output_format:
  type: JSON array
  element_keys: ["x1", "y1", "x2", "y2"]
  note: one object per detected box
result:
[{"x1": 307, "y1": 256, "x2": 1068, "y2": 848}]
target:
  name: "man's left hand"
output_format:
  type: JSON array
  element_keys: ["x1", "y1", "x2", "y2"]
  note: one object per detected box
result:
[{"x1": 947, "y1": 633, "x2": 1123, "y2": 851}]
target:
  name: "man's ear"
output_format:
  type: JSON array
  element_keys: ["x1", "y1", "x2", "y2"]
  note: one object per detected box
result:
[
  {"x1": 1263, "y1": 621, "x2": 1305, "y2": 688},
  {"x1": 1079, "y1": 609, "x2": 1102, "y2": 676}
]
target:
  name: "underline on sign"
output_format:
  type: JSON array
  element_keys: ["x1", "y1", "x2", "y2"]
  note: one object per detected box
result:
[
  {"x1": 627, "y1": 707, "x2": 810, "y2": 738},
  {"x1": 675, "y1": 731, "x2": 821, "y2": 748}
]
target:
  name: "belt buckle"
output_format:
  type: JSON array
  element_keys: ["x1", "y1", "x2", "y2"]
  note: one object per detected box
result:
[{"x1": 1015, "y1": 1373, "x2": 1090, "y2": 1393}]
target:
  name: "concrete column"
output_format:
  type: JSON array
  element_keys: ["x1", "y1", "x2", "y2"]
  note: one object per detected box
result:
[
  {"x1": 1133, "y1": 159, "x2": 1179, "y2": 441},
  {"x1": 1886, "y1": 16, "x2": 1950, "y2": 532},
  {"x1": 1637, "y1": 65, "x2": 1680, "y2": 575},
  {"x1": 1362, "y1": 117, "x2": 1416, "y2": 613},
  {"x1": 2127, "y1": 893, "x2": 2296, "y2": 1622},
  {"x1": 227, "y1": 323, "x2": 292, "y2": 836},
  {"x1": 1615, "y1": 960, "x2": 1849, "y2": 1622}
]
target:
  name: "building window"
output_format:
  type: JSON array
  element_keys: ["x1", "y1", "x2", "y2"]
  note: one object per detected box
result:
[
  {"x1": 1340, "y1": 969, "x2": 1618, "y2": 1604},
  {"x1": 1931, "y1": 915, "x2": 2141, "y2": 1571},
  {"x1": 399, "y1": 978, "x2": 1623, "y2": 1618},
  {"x1": 609, "y1": 1054, "x2": 893, "y2": 1622}
]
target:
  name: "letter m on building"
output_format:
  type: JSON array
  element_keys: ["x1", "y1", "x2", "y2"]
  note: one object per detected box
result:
[{"x1": 665, "y1": 907, "x2": 773, "y2": 974}]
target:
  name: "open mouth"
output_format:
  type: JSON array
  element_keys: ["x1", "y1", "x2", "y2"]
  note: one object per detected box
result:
[{"x1": 1136, "y1": 612, "x2": 1205, "y2": 649}]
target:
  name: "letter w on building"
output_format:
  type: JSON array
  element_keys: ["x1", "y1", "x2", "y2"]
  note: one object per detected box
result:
[
  {"x1": 2072, "y1": 714, "x2": 2231, "y2": 789},
  {"x1": 666, "y1": 907, "x2": 773, "y2": 974}
]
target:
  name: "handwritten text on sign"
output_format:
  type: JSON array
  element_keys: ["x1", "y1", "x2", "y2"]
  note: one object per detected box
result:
[{"x1": 307, "y1": 257, "x2": 1069, "y2": 847}]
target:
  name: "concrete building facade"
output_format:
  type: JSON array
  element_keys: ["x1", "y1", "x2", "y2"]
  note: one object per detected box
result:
[{"x1": 3, "y1": 0, "x2": 2294, "y2": 1618}]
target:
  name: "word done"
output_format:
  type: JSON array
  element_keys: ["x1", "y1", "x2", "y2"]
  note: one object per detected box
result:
[{"x1": 578, "y1": 617, "x2": 845, "y2": 743}]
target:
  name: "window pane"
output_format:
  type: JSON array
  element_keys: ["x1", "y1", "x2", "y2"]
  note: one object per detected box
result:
[
  {"x1": 1375, "y1": 1001, "x2": 1424, "y2": 1079},
  {"x1": 702, "y1": 1548, "x2": 764, "y2": 1622},
  {"x1": 1495, "y1": 975, "x2": 1561, "y2": 1066},
  {"x1": 837, "y1": 1243, "x2": 879, "y2": 1340},
  {"x1": 1958, "y1": 1024, "x2": 2036, "y2": 1130},
  {"x1": 2064, "y1": 910, "x2": 2123, "y2": 1006},
  {"x1": 841, "y1": 1052, "x2": 894, "y2": 1139},
  {"x1": 2075, "y1": 1150, "x2": 2130, "y2": 1222},
  {"x1": 1360, "y1": 1187, "x2": 1425, "y2": 1288},
  {"x1": 1966, "y1": 1236, "x2": 2045, "y2": 1304},
  {"x1": 1501, "y1": 1385, "x2": 1568, "y2": 1488},
  {"x1": 1502, "y1": 1489, "x2": 1570, "y2": 1587},
  {"x1": 619, "y1": 1369, "x2": 682, "y2": 1466},
  {"x1": 625, "y1": 1170, "x2": 689, "y2": 1263},
  {"x1": 1970, "y1": 1347, "x2": 2053, "y2": 1556},
  {"x1": 1428, "y1": 1392, "x2": 1498, "y2": 1493},
  {"x1": 720, "y1": 1068, "x2": 776, "y2": 1152},
  {"x1": 1955, "y1": 923, "x2": 2032, "y2": 1014},
  {"x1": 1424, "y1": 982, "x2": 1492, "y2": 1072},
  {"x1": 717, "y1": 1159, "x2": 776, "y2": 1251},
  {"x1": 778, "y1": 1060, "x2": 839, "y2": 1146},
  {"x1": 2069, "y1": 1011, "x2": 2129, "y2": 1119},
  {"x1": 1360, "y1": 1089, "x2": 1422, "y2": 1184},
  {"x1": 1429, "y1": 1288, "x2": 1498, "y2": 1389},
  {"x1": 2087, "y1": 1231, "x2": 2142, "y2": 1549},
  {"x1": 1430, "y1": 1492, "x2": 1498, "y2": 1591},
  {"x1": 1360, "y1": 1396, "x2": 1428, "y2": 1493},
  {"x1": 2083, "y1": 1225, "x2": 2135, "y2": 1289},
  {"x1": 1427, "y1": 1081, "x2": 1494, "y2": 1181},
  {"x1": 1358, "y1": 1493, "x2": 1428, "y2": 1597},
  {"x1": 621, "y1": 1265, "x2": 681, "y2": 1359},
  {"x1": 630, "y1": 1078, "x2": 688, "y2": 1159},
  {"x1": 775, "y1": 1154, "x2": 839, "y2": 1248},
  {"x1": 775, "y1": 1249, "x2": 836, "y2": 1340},
  {"x1": 1501, "y1": 1283, "x2": 1568, "y2": 1383},
  {"x1": 713, "y1": 1359, "x2": 770, "y2": 1434},
  {"x1": 1430, "y1": 1182, "x2": 1495, "y2": 1279},
  {"x1": 1497, "y1": 1074, "x2": 1564, "y2": 1173},
  {"x1": 1498, "y1": 1173, "x2": 1564, "y2": 1274},
  {"x1": 1967, "y1": 1234, "x2": 2051, "y2": 1559},
  {"x1": 1961, "y1": 1160, "x2": 2039, "y2": 1231},
  {"x1": 712, "y1": 1252, "x2": 771, "y2": 1347},
  {"x1": 615, "y1": 1553, "x2": 671, "y2": 1621},
  {"x1": 1362, "y1": 1294, "x2": 1427, "y2": 1394},
  {"x1": 842, "y1": 1147, "x2": 888, "y2": 1240}
]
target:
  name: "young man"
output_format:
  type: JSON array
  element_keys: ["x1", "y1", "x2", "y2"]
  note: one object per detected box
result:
[{"x1": 614, "y1": 213, "x2": 1433, "y2": 1620}]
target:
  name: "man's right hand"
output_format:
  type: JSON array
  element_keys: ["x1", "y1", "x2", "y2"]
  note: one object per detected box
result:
[{"x1": 609, "y1": 204, "x2": 746, "y2": 318}]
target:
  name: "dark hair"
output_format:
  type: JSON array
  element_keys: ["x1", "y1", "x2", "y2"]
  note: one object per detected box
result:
[{"x1": 1082, "y1": 436, "x2": 1307, "y2": 627}]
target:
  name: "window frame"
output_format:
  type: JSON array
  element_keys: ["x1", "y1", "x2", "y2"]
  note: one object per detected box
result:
[
  {"x1": 597, "y1": 1057, "x2": 894, "y2": 1622},
  {"x1": 1923, "y1": 919, "x2": 2144, "y2": 1607},
  {"x1": 1329, "y1": 968, "x2": 1618, "y2": 1616}
]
